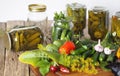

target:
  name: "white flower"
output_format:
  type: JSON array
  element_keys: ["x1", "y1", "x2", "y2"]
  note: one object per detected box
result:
[
  {"x1": 94, "y1": 39, "x2": 104, "y2": 52},
  {"x1": 104, "y1": 47, "x2": 112, "y2": 55}
]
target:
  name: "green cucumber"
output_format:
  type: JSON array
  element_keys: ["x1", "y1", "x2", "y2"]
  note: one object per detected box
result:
[
  {"x1": 82, "y1": 50, "x2": 93, "y2": 59},
  {"x1": 99, "y1": 52, "x2": 106, "y2": 62},
  {"x1": 92, "y1": 51, "x2": 100, "y2": 62},
  {"x1": 71, "y1": 47, "x2": 87, "y2": 55},
  {"x1": 89, "y1": 49, "x2": 96, "y2": 56},
  {"x1": 66, "y1": 30, "x2": 73, "y2": 40},
  {"x1": 46, "y1": 44, "x2": 59, "y2": 52},
  {"x1": 52, "y1": 26, "x2": 62, "y2": 41},
  {"x1": 106, "y1": 52, "x2": 115, "y2": 62},
  {"x1": 60, "y1": 29, "x2": 68, "y2": 40}
]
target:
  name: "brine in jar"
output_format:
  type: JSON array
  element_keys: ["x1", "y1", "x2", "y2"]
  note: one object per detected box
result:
[
  {"x1": 8, "y1": 26, "x2": 44, "y2": 51},
  {"x1": 66, "y1": 3, "x2": 86, "y2": 38},
  {"x1": 111, "y1": 11, "x2": 120, "y2": 45},
  {"x1": 88, "y1": 6, "x2": 109, "y2": 41}
]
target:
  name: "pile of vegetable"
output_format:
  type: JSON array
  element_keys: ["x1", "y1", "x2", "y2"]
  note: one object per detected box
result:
[{"x1": 19, "y1": 12, "x2": 120, "y2": 76}]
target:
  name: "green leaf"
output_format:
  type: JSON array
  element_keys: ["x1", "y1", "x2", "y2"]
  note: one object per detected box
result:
[
  {"x1": 38, "y1": 44, "x2": 46, "y2": 51},
  {"x1": 43, "y1": 51, "x2": 60, "y2": 63},
  {"x1": 19, "y1": 49, "x2": 47, "y2": 67},
  {"x1": 37, "y1": 60, "x2": 50, "y2": 76}
]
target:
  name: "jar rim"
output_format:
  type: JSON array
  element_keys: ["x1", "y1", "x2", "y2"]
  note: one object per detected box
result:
[
  {"x1": 28, "y1": 4, "x2": 46, "y2": 12},
  {"x1": 67, "y1": 2, "x2": 86, "y2": 10},
  {"x1": 92, "y1": 6, "x2": 107, "y2": 12}
]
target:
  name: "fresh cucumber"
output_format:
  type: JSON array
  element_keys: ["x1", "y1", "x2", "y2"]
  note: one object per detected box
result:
[
  {"x1": 92, "y1": 51, "x2": 100, "y2": 62},
  {"x1": 89, "y1": 49, "x2": 96, "y2": 56},
  {"x1": 66, "y1": 30, "x2": 73, "y2": 40},
  {"x1": 52, "y1": 25, "x2": 62, "y2": 41},
  {"x1": 106, "y1": 52, "x2": 115, "y2": 62},
  {"x1": 82, "y1": 50, "x2": 93, "y2": 59},
  {"x1": 99, "y1": 52, "x2": 106, "y2": 62},
  {"x1": 71, "y1": 47, "x2": 87, "y2": 55},
  {"x1": 60, "y1": 29, "x2": 68, "y2": 40}
]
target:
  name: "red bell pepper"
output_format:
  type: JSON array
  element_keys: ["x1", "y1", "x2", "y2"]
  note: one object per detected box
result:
[{"x1": 59, "y1": 41, "x2": 75, "y2": 55}]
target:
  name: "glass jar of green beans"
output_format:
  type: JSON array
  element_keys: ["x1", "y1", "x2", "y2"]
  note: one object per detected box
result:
[
  {"x1": 111, "y1": 11, "x2": 120, "y2": 45},
  {"x1": 88, "y1": 6, "x2": 109, "y2": 41},
  {"x1": 66, "y1": 3, "x2": 86, "y2": 38}
]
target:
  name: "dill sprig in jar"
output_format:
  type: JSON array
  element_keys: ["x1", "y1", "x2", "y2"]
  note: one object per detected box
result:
[
  {"x1": 88, "y1": 6, "x2": 109, "y2": 41},
  {"x1": 66, "y1": 3, "x2": 86, "y2": 38}
]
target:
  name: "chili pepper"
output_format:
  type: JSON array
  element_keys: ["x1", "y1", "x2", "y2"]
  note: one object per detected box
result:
[
  {"x1": 50, "y1": 65, "x2": 59, "y2": 73},
  {"x1": 59, "y1": 41, "x2": 75, "y2": 55},
  {"x1": 116, "y1": 47, "x2": 120, "y2": 59},
  {"x1": 59, "y1": 65, "x2": 70, "y2": 73}
]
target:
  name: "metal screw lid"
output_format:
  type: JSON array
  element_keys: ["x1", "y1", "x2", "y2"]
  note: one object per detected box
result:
[{"x1": 28, "y1": 4, "x2": 46, "y2": 12}]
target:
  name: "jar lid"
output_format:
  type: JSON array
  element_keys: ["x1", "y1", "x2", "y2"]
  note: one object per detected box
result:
[
  {"x1": 4, "y1": 32, "x2": 11, "y2": 50},
  {"x1": 93, "y1": 6, "x2": 107, "y2": 12},
  {"x1": 67, "y1": 3, "x2": 86, "y2": 10},
  {"x1": 28, "y1": 4, "x2": 46, "y2": 12}
]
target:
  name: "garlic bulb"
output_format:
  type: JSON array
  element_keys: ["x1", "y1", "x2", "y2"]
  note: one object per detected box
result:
[
  {"x1": 94, "y1": 39, "x2": 104, "y2": 52},
  {"x1": 104, "y1": 47, "x2": 112, "y2": 55}
]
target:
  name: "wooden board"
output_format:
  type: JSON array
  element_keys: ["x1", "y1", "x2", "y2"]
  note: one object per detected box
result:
[
  {"x1": 30, "y1": 65, "x2": 114, "y2": 76},
  {"x1": 0, "y1": 23, "x2": 6, "y2": 76}
]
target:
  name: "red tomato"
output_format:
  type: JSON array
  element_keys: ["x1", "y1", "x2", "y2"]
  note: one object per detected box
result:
[{"x1": 59, "y1": 41, "x2": 75, "y2": 55}]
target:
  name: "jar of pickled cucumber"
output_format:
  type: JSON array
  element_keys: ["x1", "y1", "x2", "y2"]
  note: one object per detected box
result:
[
  {"x1": 27, "y1": 4, "x2": 48, "y2": 34},
  {"x1": 88, "y1": 6, "x2": 109, "y2": 41},
  {"x1": 66, "y1": 3, "x2": 86, "y2": 37},
  {"x1": 111, "y1": 11, "x2": 120, "y2": 45},
  {"x1": 7, "y1": 26, "x2": 44, "y2": 52},
  {"x1": 52, "y1": 12, "x2": 73, "y2": 41}
]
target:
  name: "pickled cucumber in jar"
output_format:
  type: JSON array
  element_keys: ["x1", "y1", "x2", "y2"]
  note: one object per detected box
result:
[
  {"x1": 66, "y1": 3, "x2": 86, "y2": 37},
  {"x1": 111, "y1": 11, "x2": 120, "y2": 45},
  {"x1": 88, "y1": 6, "x2": 109, "y2": 41},
  {"x1": 8, "y1": 26, "x2": 44, "y2": 51}
]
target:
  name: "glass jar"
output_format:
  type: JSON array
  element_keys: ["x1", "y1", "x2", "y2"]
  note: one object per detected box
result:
[
  {"x1": 111, "y1": 11, "x2": 120, "y2": 45},
  {"x1": 27, "y1": 4, "x2": 48, "y2": 34},
  {"x1": 52, "y1": 18, "x2": 73, "y2": 41},
  {"x1": 66, "y1": 3, "x2": 86, "y2": 37},
  {"x1": 88, "y1": 6, "x2": 109, "y2": 41},
  {"x1": 7, "y1": 26, "x2": 44, "y2": 52}
]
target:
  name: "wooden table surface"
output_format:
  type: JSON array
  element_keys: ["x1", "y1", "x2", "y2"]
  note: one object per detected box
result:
[
  {"x1": 0, "y1": 20, "x2": 114, "y2": 76},
  {"x1": 0, "y1": 20, "x2": 53, "y2": 76}
]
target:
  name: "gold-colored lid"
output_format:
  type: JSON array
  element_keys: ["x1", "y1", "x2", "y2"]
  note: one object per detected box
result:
[{"x1": 28, "y1": 4, "x2": 46, "y2": 12}]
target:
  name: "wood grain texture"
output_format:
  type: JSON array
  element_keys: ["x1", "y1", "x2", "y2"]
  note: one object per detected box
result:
[
  {"x1": 0, "y1": 23, "x2": 6, "y2": 76},
  {"x1": 4, "y1": 21, "x2": 29, "y2": 76},
  {"x1": 31, "y1": 66, "x2": 114, "y2": 76}
]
